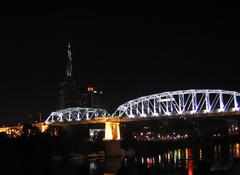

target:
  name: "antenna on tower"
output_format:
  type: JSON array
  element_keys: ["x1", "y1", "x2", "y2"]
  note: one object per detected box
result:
[{"x1": 66, "y1": 42, "x2": 72, "y2": 77}]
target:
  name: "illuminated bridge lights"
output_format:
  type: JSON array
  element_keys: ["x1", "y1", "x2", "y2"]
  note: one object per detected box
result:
[
  {"x1": 45, "y1": 107, "x2": 110, "y2": 123},
  {"x1": 113, "y1": 89, "x2": 240, "y2": 118},
  {"x1": 45, "y1": 89, "x2": 240, "y2": 124}
]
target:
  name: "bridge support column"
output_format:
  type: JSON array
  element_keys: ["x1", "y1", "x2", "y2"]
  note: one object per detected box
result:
[{"x1": 104, "y1": 122, "x2": 121, "y2": 157}]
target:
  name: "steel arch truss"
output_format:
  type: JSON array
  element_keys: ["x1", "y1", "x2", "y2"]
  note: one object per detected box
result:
[
  {"x1": 113, "y1": 89, "x2": 240, "y2": 118},
  {"x1": 45, "y1": 107, "x2": 110, "y2": 123}
]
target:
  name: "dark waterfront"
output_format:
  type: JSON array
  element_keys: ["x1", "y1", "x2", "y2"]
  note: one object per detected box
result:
[{"x1": 54, "y1": 141, "x2": 240, "y2": 175}]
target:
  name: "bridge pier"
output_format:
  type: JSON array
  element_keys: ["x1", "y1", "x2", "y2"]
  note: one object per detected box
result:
[{"x1": 104, "y1": 122, "x2": 121, "y2": 157}]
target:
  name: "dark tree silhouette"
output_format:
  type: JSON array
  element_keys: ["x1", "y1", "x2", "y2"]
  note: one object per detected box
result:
[{"x1": 22, "y1": 123, "x2": 41, "y2": 137}]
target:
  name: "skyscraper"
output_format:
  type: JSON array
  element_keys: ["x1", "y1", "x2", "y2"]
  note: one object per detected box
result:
[
  {"x1": 58, "y1": 43, "x2": 105, "y2": 110},
  {"x1": 78, "y1": 84, "x2": 105, "y2": 109},
  {"x1": 58, "y1": 43, "x2": 78, "y2": 109},
  {"x1": 66, "y1": 42, "x2": 72, "y2": 77}
]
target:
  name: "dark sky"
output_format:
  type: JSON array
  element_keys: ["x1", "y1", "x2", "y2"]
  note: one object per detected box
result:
[{"x1": 0, "y1": 4, "x2": 240, "y2": 124}]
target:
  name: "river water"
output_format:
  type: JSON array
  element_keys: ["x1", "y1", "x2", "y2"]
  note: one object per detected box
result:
[{"x1": 64, "y1": 142, "x2": 240, "y2": 175}]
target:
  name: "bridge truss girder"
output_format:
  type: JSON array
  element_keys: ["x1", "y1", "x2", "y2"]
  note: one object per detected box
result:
[
  {"x1": 45, "y1": 107, "x2": 110, "y2": 123},
  {"x1": 113, "y1": 89, "x2": 240, "y2": 118}
]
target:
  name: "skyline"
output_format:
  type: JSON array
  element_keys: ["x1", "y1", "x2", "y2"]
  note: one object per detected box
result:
[{"x1": 1, "y1": 6, "x2": 240, "y2": 123}]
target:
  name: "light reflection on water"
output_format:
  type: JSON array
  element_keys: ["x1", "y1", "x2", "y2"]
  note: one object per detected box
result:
[
  {"x1": 69, "y1": 142, "x2": 240, "y2": 175},
  {"x1": 133, "y1": 142, "x2": 240, "y2": 175}
]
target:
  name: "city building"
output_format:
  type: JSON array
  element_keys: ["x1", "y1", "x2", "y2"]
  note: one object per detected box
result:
[
  {"x1": 78, "y1": 84, "x2": 105, "y2": 109},
  {"x1": 58, "y1": 43, "x2": 78, "y2": 109},
  {"x1": 58, "y1": 43, "x2": 105, "y2": 110},
  {"x1": 59, "y1": 76, "x2": 78, "y2": 109}
]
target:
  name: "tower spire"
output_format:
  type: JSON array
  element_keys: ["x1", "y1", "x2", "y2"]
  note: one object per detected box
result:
[{"x1": 66, "y1": 42, "x2": 72, "y2": 77}]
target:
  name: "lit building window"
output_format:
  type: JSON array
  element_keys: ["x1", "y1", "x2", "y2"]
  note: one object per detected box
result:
[{"x1": 88, "y1": 86, "x2": 94, "y2": 92}]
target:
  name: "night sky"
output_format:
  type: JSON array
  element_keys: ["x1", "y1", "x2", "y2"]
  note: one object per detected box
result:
[{"x1": 1, "y1": 5, "x2": 240, "y2": 124}]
